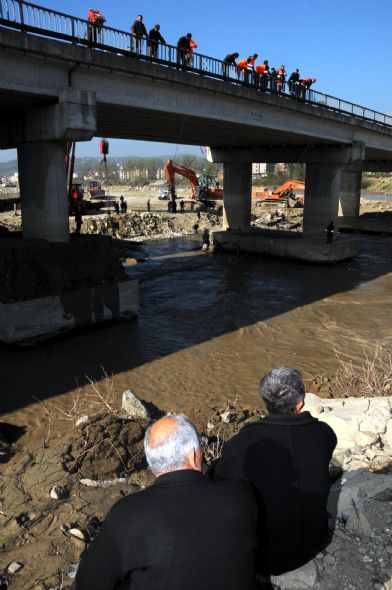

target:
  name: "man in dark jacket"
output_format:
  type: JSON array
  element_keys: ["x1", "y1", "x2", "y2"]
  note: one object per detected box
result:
[
  {"x1": 148, "y1": 24, "x2": 166, "y2": 58},
  {"x1": 223, "y1": 52, "x2": 239, "y2": 77},
  {"x1": 131, "y1": 14, "x2": 148, "y2": 53},
  {"x1": 76, "y1": 414, "x2": 259, "y2": 590},
  {"x1": 288, "y1": 68, "x2": 300, "y2": 95},
  {"x1": 212, "y1": 366, "x2": 337, "y2": 576},
  {"x1": 177, "y1": 33, "x2": 192, "y2": 67}
]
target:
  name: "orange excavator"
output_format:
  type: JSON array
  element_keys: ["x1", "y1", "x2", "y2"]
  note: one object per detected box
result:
[
  {"x1": 165, "y1": 159, "x2": 223, "y2": 207},
  {"x1": 252, "y1": 180, "x2": 305, "y2": 206}
]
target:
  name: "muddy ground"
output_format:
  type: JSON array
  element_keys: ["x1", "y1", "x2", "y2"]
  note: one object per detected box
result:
[{"x1": 0, "y1": 395, "x2": 265, "y2": 590}]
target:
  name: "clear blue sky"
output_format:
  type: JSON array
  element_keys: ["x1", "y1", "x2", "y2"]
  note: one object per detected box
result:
[{"x1": 1, "y1": 0, "x2": 390, "y2": 162}]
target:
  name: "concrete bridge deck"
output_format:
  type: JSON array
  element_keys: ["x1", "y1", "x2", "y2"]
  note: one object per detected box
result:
[{"x1": 0, "y1": 0, "x2": 391, "y2": 250}]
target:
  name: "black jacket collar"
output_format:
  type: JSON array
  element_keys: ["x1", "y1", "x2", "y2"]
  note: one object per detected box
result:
[
  {"x1": 247, "y1": 411, "x2": 317, "y2": 428},
  {"x1": 153, "y1": 469, "x2": 204, "y2": 487}
]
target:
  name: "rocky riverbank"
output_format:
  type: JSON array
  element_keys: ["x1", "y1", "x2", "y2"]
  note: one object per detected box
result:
[{"x1": 1, "y1": 390, "x2": 392, "y2": 589}]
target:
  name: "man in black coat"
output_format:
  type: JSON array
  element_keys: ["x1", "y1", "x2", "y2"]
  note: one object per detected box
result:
[
  {"x1": 131, "y1": 14, "x2": 148, "y2": 53},
  {"x1": 148, "y1": 24, "x2": 166, "y2": 58},
  {"x1": 177, "y1": 33, "x2": 192, "y2": 67},
  {"x1": 76, "y1": 414, "x2": 259, "y2": 590},
  {"x1": 212, "y1": 366, "x2": 337, "y2": 576},
  {"x1": 223, "y1": 52, "x2": 239, "y2": 77}
]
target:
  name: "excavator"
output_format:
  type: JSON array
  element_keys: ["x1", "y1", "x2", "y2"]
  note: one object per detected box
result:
[
  {"x1": 165, "y1": 159, "x2": 223, "y2": 207},
  {"x1": 252, "y1": 180, "x2": 305, "y2": 207}
]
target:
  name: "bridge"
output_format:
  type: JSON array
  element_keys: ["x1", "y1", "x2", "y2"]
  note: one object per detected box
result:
[{"x1": 1, "y1": 0, "x2": 392, "y2": 243}]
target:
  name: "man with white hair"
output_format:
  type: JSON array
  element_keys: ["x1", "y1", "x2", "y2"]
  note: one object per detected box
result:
[{"x1": 76, "y1": 413, "x2": 259, "y2": 590}]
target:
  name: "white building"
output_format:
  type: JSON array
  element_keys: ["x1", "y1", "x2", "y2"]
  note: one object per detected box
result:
[{"x1": 252, "y1": 163, "x2": 267, "y2": 177}]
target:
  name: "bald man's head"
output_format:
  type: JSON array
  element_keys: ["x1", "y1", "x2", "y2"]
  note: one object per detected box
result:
[{"x1": 144, "y1": 414, "x2": 201, "y2": 476}]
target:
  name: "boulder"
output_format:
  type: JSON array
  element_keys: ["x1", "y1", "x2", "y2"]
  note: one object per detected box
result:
[
  {"x1": 121, "y1": 390, "x2": 150, "y2": 420},
  {"x1": 271, "y1": 559, "x2": 319, "y2": 589}
]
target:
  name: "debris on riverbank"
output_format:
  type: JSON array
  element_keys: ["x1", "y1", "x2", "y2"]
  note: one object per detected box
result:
[{"x1": 2, "y1": 389, "x2": 392, "y2": 589}]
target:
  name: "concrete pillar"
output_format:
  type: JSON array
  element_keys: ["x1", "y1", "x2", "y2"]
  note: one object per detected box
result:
[
  {"x1": 223, "y1": 162, "x2": 252, "y2": 230},
  {"x1": 338, "y1": 169, "x2": 362, "y2": 217},
  {"x1": 18, "y1": 141, "x2": 69, "y2": 242},
  {"x1": 303, "y1": 163, "x2": 341, "y2": 236}
]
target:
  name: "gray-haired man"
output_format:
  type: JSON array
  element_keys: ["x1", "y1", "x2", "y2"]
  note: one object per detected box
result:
[
  {"x1": 212, "y1": 366, "x2": 337, "y2": 577},
  {"x1": 76, "y1": 413, "x2": 259, "y2": 590}
]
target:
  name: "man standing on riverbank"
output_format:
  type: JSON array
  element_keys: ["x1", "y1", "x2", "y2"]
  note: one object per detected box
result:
[
  {"x1": 76, "y1": 414, "x2": 259, "y2": 590},
  {"x1": 212, "y1": 366, "x2": 337, "y2": 577}
]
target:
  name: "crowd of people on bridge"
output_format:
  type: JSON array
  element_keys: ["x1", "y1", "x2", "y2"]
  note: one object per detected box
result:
[
  {"x1": 73, "y1": 365, "x2": 337, "y2": 590},
  {"x1": 86, "y1": 9, "x2": 317, "y2": 100}
]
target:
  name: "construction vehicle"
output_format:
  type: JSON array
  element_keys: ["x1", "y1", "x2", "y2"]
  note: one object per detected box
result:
[
  {"x1": 165, "y1": 159, "x2": 223, "y2": 208},
  {"x1": 66, "y1": 141, "x2": 117, "y2": 212},
  {"x1": 252, "y1": 180, "x2": 305, "y2": 207}
]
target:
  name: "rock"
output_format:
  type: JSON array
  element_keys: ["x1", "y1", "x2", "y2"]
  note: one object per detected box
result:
[
  {"x1": 220, "y1": 411, "x2": 235, "y2": 424},
  {"x1": 69, "y1": 528, "x2": 86, "y2": 542},
  {"x1": 121, "y1": 390, "x2": 149, "y2": 420},
  {"x1": 50, "y1": 485, "x2": 68, "y2": 500},
  {"x1": 206, "y1": 422, "x2": 214, "y2": 430},
  {"x1": 382, "y1": 420, "x2": 392, "y2": 448},
  {"x1": 335, "y1": 470, "x2": 392, "y2": 519},
  {"x1": 353, "y1": 431, "x2": 379, "y2": 448},
  {"x1": 80, "y1": 477, "x2": 127, "y2": 488},
  {"x1": 323, "y1": 553, "x2": 336, "y2": 566},
  {"x1": 272, "y1": 559, "x2": 319, "y2": 589},
  {"x1": 76, "y1": 415, "x2": 89, "y2": 427},
  {"x1": 362, "y1": 555, "x2": 373, "y2": 563},
  {"x1": 7, "y1": 562, "x2": 23, "y2": 574},
  {"x1": 67, "y1": 563, "x2": 79, "y2": 579}
]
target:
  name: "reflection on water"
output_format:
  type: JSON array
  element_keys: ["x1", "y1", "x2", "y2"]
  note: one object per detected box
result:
[{"x1": 2, "y1": 235, "x2": 392, "y2": 445}]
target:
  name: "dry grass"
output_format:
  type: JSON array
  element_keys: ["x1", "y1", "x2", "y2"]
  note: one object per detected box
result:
[
  {"x1": 335, "y1": 346, "x2": 392, "y2": 398},
  {"x1": 202, "y1": 397, "x2": 240, "y2": 463},
  {"x1": 34, "y1": 369, "x2": 120, "y2": 445}
]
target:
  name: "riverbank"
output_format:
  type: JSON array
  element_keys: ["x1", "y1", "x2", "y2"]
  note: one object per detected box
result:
[{"x1": 1, "y1": 390, "x2": 392, "y2": 590}]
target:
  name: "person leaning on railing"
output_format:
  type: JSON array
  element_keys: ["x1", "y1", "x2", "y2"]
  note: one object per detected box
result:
[
  {"x1": 177, "y1": 33, "x2": 192, "y2": 67},
  {"x1": 222, "y1": 52, "x2": 239, "y2": 77},
  {"x1": 131, "y1": 14, "x2": 148, "y2": 54},
  {"x1": 87, "y1": 8, "x2": 105, "y2": 45},
  {"x1": 148, "y1": 24, "x2": 166, "y2": 59}
]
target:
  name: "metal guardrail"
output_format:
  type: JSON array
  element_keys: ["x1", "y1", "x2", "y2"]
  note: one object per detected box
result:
[{"x1": 1, "y1": 0, "x2": 391, "y2": 129}]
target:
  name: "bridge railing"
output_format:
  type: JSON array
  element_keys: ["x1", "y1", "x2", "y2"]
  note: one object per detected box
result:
[{"x1": 1, "y1": 0, "x2": 392, "y2": 129}]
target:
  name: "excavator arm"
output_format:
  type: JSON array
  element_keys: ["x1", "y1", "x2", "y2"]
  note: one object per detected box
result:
[{"x1": 165, "y1": 159, "x2": 199, "y2": 201}]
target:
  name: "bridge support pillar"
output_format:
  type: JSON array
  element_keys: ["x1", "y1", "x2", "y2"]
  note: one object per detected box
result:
[
  {"x1": 303, "y1": 163, "x2": 341, "y2": 236},
  {"x1": 338, "y1": 169, "x2": 362, "y2": 217},
  {"x1": 18, "y1": 141, "x2": 69, "y2": 242},
  {"x1": 223, "y1": 162, "x2": 252, "y2": 230}
]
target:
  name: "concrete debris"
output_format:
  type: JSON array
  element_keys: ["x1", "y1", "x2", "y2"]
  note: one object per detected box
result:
[
  {"x1": 7, "y1": 562, "x2": 23, "y2": 574},
  {"x1": 121, "y1": 389, "x2": 150, "y2": 420},
  {"x1": 68, "y1": 528, "x2": 87, "y2": 542},
  {"x1": 67, "y1": 563, "x2": 79, "y2": 579},
  {"x1": 80, "y1": 477, "x2": 127, "y2": 488},
  {"x1": 49, "y1": 485, "x2": 68, "y2": 500},
  {"x1": 220, "y1": 411, "x2": 235, "y2": 424},
  {"x1": 75, "y1": 415, "x2": 89, "y2": 427},
  {"x1": 272, "y1": 559, "x2": 319, "y2": 589}
]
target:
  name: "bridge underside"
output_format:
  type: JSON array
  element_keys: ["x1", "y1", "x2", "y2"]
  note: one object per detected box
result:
[{"x1": 0, "y1": 28, "x2": 392, "y2": 244}]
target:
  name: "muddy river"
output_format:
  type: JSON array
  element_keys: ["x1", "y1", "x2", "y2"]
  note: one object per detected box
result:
[{"x1": 1, "y1": 235, "x2": 392, "y2": 447}]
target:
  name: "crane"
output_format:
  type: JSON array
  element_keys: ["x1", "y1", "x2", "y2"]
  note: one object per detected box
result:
[{"x1": 164, "y1": 159, "x2": 223, "y2": 206}]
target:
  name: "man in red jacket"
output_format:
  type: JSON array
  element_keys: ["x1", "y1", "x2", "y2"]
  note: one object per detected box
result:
[{"x1": 212, "y1": 366, "x2": 337, "y2": 578}]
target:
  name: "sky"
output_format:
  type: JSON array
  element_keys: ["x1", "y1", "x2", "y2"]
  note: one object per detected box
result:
[{"x1": 1, "y1": 0, "x2": 391, "y2": 162}]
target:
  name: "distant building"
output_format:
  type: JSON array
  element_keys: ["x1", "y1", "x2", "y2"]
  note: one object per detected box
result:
[{"x1": 252, "y1": 163, "x2": 267, "y2": 177}]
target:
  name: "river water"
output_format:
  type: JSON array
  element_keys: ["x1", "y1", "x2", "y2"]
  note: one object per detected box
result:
[{"x1": 1, "y1": 234, "x2": 392, "y2": 446}]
